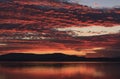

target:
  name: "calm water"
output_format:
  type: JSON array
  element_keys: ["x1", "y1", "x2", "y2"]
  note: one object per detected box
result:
[{"x1": 0, "y1": 62, "x2": 120, "y2": 79}]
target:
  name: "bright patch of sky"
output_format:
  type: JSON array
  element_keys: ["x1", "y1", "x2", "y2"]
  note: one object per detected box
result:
[
  {"x1": 0, "y1": 43, "x2": 7, "y2": 46},
  {"x1": 69, "y1": 0, "x2": 120, "y2": 8},
  {"x1": 55, "y1": 26, "x2": 120, "y2": 36}
]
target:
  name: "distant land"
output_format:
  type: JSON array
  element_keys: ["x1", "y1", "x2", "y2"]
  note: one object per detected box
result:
[{"x1": 0, "y1": 53, "x2": 120, "y2": 62}]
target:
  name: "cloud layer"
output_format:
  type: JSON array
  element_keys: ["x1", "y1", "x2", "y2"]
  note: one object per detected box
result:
[{"x1": 0, "y1": 0, "x2": 120, "y2": 57}]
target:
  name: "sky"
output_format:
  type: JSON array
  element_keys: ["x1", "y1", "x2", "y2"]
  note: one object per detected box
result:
[
  {"x1": 0, "y1": 0, "x2": 120, "y2": 58},
  {"x1": 69, "y1": 0, "x2": 120, "y2": 8}
]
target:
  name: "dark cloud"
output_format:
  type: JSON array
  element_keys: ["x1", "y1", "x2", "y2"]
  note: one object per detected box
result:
[
  {"x1": 0, "y1": 0, "x2": 120, "y2": 31},
  {"x1": 86, "y1": 49, "x2": 120, "y2": 58}
]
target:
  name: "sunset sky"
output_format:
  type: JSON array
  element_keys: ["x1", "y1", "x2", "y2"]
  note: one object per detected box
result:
[{"x1": 0, "y1": 0, "x2": 120, "y2": 58}]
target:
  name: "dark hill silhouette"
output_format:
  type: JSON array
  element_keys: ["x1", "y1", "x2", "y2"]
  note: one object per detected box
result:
[
  {"x1": 0, "y1": 53, "x2": 120, "y2": 62},
  {"x1": 0, "y1": 53, "x2": 84, "y2": 61}
]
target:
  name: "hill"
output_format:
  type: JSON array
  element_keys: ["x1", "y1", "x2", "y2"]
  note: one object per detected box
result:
[{"x1": 0, "y1": 53, "x2": 120, "y2": 62}]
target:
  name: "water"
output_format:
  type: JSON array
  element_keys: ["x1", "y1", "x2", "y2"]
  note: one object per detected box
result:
[{"x1": 0, "y1": 62, "x2": 120, "y2": 79}]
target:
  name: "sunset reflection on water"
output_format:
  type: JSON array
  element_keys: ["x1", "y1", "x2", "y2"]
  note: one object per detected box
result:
[{"x1": 0, "y1": 62, "x2": 120, "y2": 79}]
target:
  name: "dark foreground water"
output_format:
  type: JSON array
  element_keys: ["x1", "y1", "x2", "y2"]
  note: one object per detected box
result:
[{"x1": 0, "y1": 62, "x2": 120, "y2": 79}]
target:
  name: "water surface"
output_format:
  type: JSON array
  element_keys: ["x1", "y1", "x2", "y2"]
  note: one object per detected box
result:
[{"x1": 0, "y1": 62, "x2": 120, "y2": 79}]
